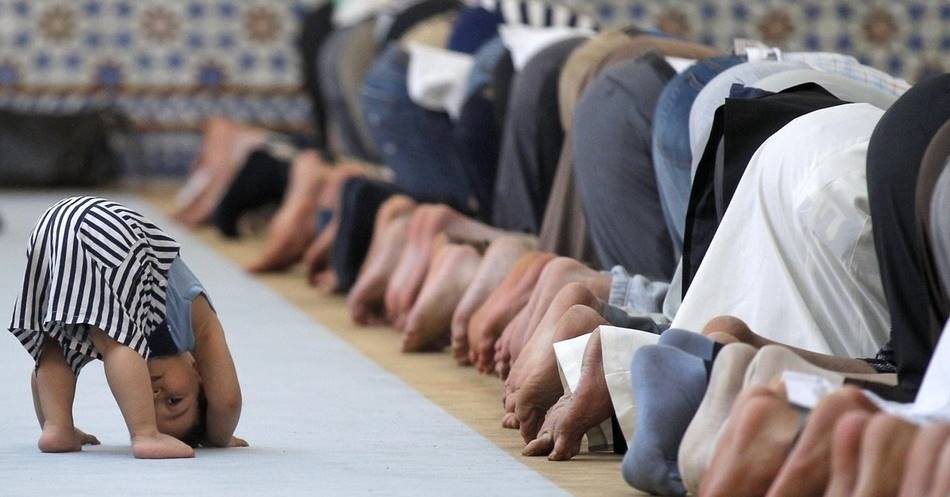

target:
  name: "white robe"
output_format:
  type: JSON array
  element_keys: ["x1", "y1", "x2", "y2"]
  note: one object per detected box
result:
[{"x1": 672, "y1": 104, "x2": 890, "y2": 359}]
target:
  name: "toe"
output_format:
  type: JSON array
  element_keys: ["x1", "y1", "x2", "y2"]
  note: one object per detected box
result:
[
  {"x1": 502, "y1": 412, "x2": 520, "y2": 429},
  {"x1": 496, "y1": 359, "x2": 510, "y2": 380},
  {"x1": 523, "y1": 433, "x2": 554, "y2": 457},
  {"x1": 518, "y1": 406, "x2": 545, "y2": 444},
  {"x1": 549, "y1": 432, "x2": 582, "y2": 461}
]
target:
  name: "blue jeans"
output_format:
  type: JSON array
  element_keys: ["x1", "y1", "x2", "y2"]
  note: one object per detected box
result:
[
  {"x1": 361, "y1": 43, "x2": 483, "y2": 213},
  {"x1": 651, "y1": 55, "x2": 743, "y2": 257}
]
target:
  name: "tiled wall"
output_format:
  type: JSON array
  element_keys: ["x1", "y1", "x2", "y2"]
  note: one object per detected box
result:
[
  {"x1": 579, "y1": 0, "x2": 947, "y2": 82},
  {"x1": 0, "y1": 0, "x2": 945, "y2": 175},
  {"x1": 0, "y1": 0, "x2": 322, "y2": 175}
]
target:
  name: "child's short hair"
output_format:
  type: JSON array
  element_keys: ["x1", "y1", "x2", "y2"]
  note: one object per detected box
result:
[{"x1": 179, "y1": 390, "x2": 208, "y2": 447}]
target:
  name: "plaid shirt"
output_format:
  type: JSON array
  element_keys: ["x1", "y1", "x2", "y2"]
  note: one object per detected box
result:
[{"x1": 786, "y1": 52, "x2": 911, "y2": 97}]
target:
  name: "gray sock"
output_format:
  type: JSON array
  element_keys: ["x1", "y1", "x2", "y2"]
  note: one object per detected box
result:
[
  {"x1": 622, "y1": 344, "x2": 707, "y2": 496},
  {"x1": 658, "y1": 328, "x2": 718, "y2": 361}
]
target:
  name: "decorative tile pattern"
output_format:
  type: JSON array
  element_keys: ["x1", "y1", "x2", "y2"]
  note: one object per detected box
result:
[
  {"x1": 0, "y1": 0, "x2": 322, "y2": 174},
  {"x1": 578, "y1": 0, "x2": 947, "y2": 82},
  {"x1": 0, "y1": 0, "x2": 944, "y2": 175},
  {"x1": 0, "y1": 0, "x2": 320, "y2": 90}
]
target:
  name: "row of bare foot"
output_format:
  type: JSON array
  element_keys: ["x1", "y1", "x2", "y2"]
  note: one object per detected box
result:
[
  {"x1": 340, "y1": 193, "x2": 618, "y2": 462},
  {"x1": 173, "y1": 117, "x2": 268, "y2": 227},
  {"x1": 173, "y1": 119, "x2": 383, "y2": 279},
  {"x1": 174, "y1": 123, "x2": 619, "y2": 464}
]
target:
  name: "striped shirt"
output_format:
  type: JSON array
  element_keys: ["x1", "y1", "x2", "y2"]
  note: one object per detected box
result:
[
  {"x1": 474, "y1": 0, "x2": 599, "y2": 30},
  {"x1": 9, "y1": 196, "x2": 180, "y2": 374},
  {"x1": 785, "y1": 52, "x2": 911, "y2": 97}
]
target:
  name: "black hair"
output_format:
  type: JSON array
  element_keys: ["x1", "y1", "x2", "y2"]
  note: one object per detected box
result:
[{"x1": 178, "y1": 389, "x2": 208, "y2": 448}]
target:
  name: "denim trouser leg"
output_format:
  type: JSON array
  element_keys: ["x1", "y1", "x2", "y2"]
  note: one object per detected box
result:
[
  {"x1": 361, "y1": 44, "x2": 477, "y2": 210},
  {"x1": 455, "y1": 93, "x2": 499, "y2": 219},
  {"x1": 452, "y1": 37, "x2": 509, "y2": 220},
  {"x1": 651, "y1": 55, "x2": 743, "y2": 256}
]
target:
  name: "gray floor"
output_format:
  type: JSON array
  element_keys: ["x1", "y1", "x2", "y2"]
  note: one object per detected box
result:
[{"x1": 0, "y1": 192, "x2": 569, "y2": 497}]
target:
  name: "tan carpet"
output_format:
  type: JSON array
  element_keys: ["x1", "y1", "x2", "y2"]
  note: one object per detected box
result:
[{"x1": 141, "y1": 184, "x2": 641, "y2": 497}]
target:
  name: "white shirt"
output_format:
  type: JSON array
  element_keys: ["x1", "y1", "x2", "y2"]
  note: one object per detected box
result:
[
  {"x1": 673, "y1": 104, "x2": 890, "y2": 358},
  {"x1": 332, "y1": 0, "x2": 393, "y2": 28}
]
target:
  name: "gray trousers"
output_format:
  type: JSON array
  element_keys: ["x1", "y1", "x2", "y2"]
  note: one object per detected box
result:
[{"x1": 572, "y1": 52, "x2": 677, "y2": 280}]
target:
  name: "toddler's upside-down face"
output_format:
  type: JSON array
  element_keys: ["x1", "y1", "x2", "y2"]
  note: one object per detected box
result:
[{"x1": 148, "y1": 353, "x2": 203, "y2": 441}]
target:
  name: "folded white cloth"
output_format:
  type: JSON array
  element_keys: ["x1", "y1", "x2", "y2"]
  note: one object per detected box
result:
[
  {"x1": 333, "y1": 0, "x2": 392, "y2": 28},
  {"x1": 600, "y1": 326, "x2": 660, "y2": 441},
  {"x1": 499, "y1": 24, "x2": 593, "y2": 71},
  {"x1": 787, "y1": 319, "x2": 950, "y2": 426},
  {"x1": 665, "y1": 57, "x2": 697, "y2": 74},
  {"x1": 406, "y1": 43, "x2": 475, "y2": 119}
]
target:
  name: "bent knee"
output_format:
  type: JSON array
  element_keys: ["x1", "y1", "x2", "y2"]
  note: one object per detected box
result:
[
  {"x1": 832, "y1": 410, "x2": 873, "y2": 450},
  {"x1": 862, "y1": 413, "x2": 917, "y2": 451},
  {"x1": 735, "y1": 392, "x2": 795, "y2": 429},
  {"x1": 538, "y1": 256, "x2": 586, "y2": 282},
  {"x1": 488, "y1": 234, "x2": 532, "y2": 254},
  {"x1": 418, "y1": 203, "x2": 458, "y2": 224},
  {"x1": 294, "y1": 149, "x2": 321, "y2": 168},
  {"x1": 553, "y1": 282, "x2": 597, "y2": 307},
  {"x1": 702, "y1": 315, "x2": 752, "y2": 340},
  {"x1": 817, "y1": 386, "x2": 874, "y2": 414},
  {"x1": 377, "y1": 195, "x2": 416, "y2": 222},
  {"x1": 559, "y1": 304, "x2": 606, "y2": 328},
  {"x1": 734, "y1": 384, "x2": 783, "y2": 407}
]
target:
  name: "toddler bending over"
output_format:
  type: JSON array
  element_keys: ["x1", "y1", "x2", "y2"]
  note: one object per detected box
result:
[{"x1": 9, "y1": 196, "x2": 245, "y2": 458}]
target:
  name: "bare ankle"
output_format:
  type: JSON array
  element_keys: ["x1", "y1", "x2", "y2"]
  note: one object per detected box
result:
[
  {"x1": 130, "y1": 428, "x2": 161, "y2": 441},
  {"x1": 39, "y1": 424, "x2": 80, "y2": 453}
]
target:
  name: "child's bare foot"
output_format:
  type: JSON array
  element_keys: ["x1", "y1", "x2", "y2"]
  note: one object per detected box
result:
[
  {"x1": 38, "y1": 425, "x2": 100, "y2": 453},
  {"x1": 451, "y1": 235, "x2": 536, "y2": 365},
  {"x1": 39, "y1": 424, "x2": 85, "y2": 453},
  {"x1": 247, "y1": 151, "x2": 327, "y2": 272},
  {"x1": 132, "y1": 431, "x2": 195, "y2": 459},
  {"x1": 402, "y1": 243, "x2": 481, "y2": 352}
]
